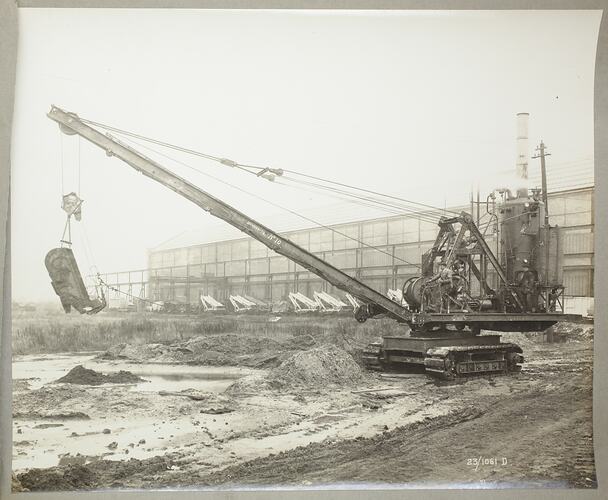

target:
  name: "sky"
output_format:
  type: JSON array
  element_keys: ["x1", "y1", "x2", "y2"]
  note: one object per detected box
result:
[{"x1": 11, "y1": 9, "x2": 601, "y2": 302}]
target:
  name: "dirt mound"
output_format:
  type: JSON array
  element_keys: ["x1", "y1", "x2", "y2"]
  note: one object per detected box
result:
[
  {"x1": 99, "y1": 333, "x2": 317, "y2": 368},
  {"x1": 228, "y1": 344, "x2": 362, "y2": 393},
  {"x1": 12, "y1": 379, "x2": 32, "y2": 392},
  {"x1": 55, "y1": 365, "x2": 147, "y2": 386},
  {"x1": 12, "y1": 473, "x2": 29, "y2": 492},
  {"x1": 268, "y1": 344, "x2": 362, "y2": 388},
  {"x1": 17, "y1": 455, "x2": 177, "y2": 491},
  {"x1": 552, "y1": 322, "x2": 594, "y2": 341},
  {"x1": 100, "y1": 343, "x2": 167, "y2": 361}
]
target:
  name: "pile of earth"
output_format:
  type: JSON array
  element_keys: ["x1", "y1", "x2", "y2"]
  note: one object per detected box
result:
[
  {"x1": 12, "y1": 473, "x2": 28, "y2": 492},
  {"x1": 488, "y1": 321, "x2": 594, "y2": 348},
  {"x1": 12, "y1": 379, "x2": 32, "y2": 392},
  {"x1": 98, "y1": 333, "x2": 317, "y2": 368},
  {"x1": 55, "y1": 365, "x2": 147, "y2": 386},
  {"x1": 552, "y1": 322, "x2": 594, "y2": 341},
  {"x1": 16, "y1": 454, "x2": 178, "y2": 491},
  {"x1": 227, "y1": 344, "x2": 363, "y2": 393}
]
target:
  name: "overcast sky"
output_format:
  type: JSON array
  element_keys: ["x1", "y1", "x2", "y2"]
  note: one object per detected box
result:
[{"x1": 11, "y1": 9, "x2": 600, "y2": 302}]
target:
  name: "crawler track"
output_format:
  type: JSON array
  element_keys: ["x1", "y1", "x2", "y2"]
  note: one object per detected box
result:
[{"x1": 362, "y1": 341, "x2": 524, "y2": 379}]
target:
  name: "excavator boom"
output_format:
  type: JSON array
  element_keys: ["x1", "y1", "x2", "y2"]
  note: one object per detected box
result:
[{"x1": 47, "y1": 106, "x2": 412, "y2": 322}]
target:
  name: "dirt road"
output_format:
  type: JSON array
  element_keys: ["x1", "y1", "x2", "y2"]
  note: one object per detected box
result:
[{"x1": 197, "y1": 374, "x2": 594, "y2": 488}]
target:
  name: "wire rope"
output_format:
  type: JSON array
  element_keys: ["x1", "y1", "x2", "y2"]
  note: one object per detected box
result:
[{"x1": 110, "y1": 131, "x2": 422, "y2": 269}]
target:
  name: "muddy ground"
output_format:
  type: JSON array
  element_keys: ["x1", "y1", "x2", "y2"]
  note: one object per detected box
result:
[{"x1": 12, "y1": 319, "x2": 596, "y2": 491}]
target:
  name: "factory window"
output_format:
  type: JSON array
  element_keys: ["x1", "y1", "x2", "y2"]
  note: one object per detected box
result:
[
  {"x1": 387, "y1": 218, "x2": 420, "y2": 245},
  {"x1": 187, "y1": 246, "x2": 202, "y2": 265},
  {"x1": 309, "y1": 229, "x2": 333, "y2": 252},
  {"x1": 155, "y1": 267, "x2": 171, "y2": 278},
  {"x1": 563, "y1": 269, "x2": 593, "y2": 297},
  {"x1": 174, "y1": 248, "x2": 188, "y2": 266},
  {"x1": 361, "y1": 247, "x2": 392, "y2": 267},
  {"x1": 161, "y1": 251, "x2": 174, "y2": 267},
  {"x1": 249, "y1": 284, "x2": 270, "y2": 301},
  {"x1": 250, "y1": 240, "x2": 268, "y2": 258},
  {"x1": 201, "y1": 245, "x2": 216, "y2": 264},
  {"x1": 564, "y1": 211, "x2": 592, "y2": 227},
  {"x1": 548, "y1": 197, "x2": 566, "y2": 215},
  {"x1": 231, "y1": 240, "x2": 249, "y2": 260},
  {"x1": 333, "y1": 225, "x2": 359, "y2": 250},
  {"x1": 563, "y1": 229, "x2": 594, "y2": 254},
  {"x1": 325, "y1": 250, "x2": 356, "y2": 269},
  {"x1": 549, "y1": 215, "x2": 566, "y2": 226},
  {"x1": 563, "y1": 255, "x2": 593, "y2": 267},
  {"x1": 403, "y1": 217, "x2": 421, "y2": 243},
  {"x1": 270, "y1": 256, "x2": 289, "y2": 273},
  {"x1": 249, "y1": 258, "x2": 269, "y2": 275},
  {"x1": 188, "y1": 264, "x2": 203, "y2": 278},
  {"x1": 225, "y1": 261, "x2": 246, "y2": 276},
  {"x1": 216, "y1": 242, "x2": 232, "y2": 262},
  {"x1": 565, "y1": 194, "x2": 592, "y2": 214},
  {"x1": 394, "y1": 244, "x2": 422, "y2": 265},
  {"x1": 189, "y1": 288, "x2": 200, "y2": 305},
  {"x1": 173, "y1": 266, "x2": 188, "y2": 278},
  {"x1": 289, "y1": 231, "x2": 310, "y2": 250},
  {"x1": 361, "y1": 222, "x2": 388, "y2": 246},
  {"x1": 159, "y1": 285, "x2": 172, "y2": 301},
  {"x1": 149, "y1": 252, "x2": 163, "y2": 268},
  {"x1": 173, "y1": 286, "x2": 187, "y2": 303},
  {"x1": 387, "y1": 220, "x2": 406, "y2": 245},
  {"x1": 271, "y1": 282, "x2": 290, "y2": 301},
  {"x1": 419, "y1": 221, "x2": 438, "y2": 242}
]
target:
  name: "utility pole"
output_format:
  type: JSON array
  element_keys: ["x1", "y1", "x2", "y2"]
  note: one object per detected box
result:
[
  {"x1": 533, "y1": 140, "x2": 551, "y2": 227},
  {"x1": 533, "y1": 140, "x2": 551, "y2": 286}
]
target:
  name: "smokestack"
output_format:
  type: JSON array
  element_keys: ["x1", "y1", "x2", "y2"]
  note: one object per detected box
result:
[
  {"x1": 516, "y1": 112, "x2": 529, "y2": 179},
  {"x1": 516, "y1": 112, "x2": 529, "y2": 198}
]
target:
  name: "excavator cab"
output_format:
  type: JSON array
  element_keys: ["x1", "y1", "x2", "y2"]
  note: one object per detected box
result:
[{"x1": 45, "y1": 247, "x2": 106, "y2": 314}]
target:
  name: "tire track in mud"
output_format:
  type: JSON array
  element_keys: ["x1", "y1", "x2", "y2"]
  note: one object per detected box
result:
[{"x1": 188, "y1": 370, "x2": 595, "y2": 488}]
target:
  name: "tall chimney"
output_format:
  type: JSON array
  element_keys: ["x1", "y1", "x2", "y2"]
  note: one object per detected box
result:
[
  {"x1": 516, "y1": 112, "x2": 529, "y2": 197},
  {"x1": 516, "y1": 112, "x2": 529, "y2": 179}
]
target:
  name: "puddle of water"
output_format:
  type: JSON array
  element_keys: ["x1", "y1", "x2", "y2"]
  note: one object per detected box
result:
[
  {"x1": 12, "y1": 353, "x2": 258, "y2": 393},
  {"x1": 12, "y1": 353, "x2": 262, "y2": 471},
  {"x1": 86, "y1": 360, "x2": 256, "y2": 393},
  {"x1": 12, "y1": 354, "x2": 98, "y2": 389}
]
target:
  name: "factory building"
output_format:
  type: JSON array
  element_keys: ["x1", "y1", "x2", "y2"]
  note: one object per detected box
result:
[{"x1": 100, "y1": 184, "x2": 593, "y2": 314}]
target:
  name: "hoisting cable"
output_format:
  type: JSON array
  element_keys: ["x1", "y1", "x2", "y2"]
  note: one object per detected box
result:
[
  {"x1": 272, "y1": 179, "x2": 419, "y2": 219},
  {"x1": 59, "y1": 128, "x2": 64, "y2": 196},
  {"x1": 276, "y1": 176, "x2": 447, "y2": 224},
  {"x1": 78, "y1": 116, "x2": 458, "y2": 218},
  {"x1": 78, "y1": 135, "x2": 82, "y2": 196},
  {"x1": 97, "y1": 276, "x2": 161, "y2": 308},
  {"x1": 279, "y1": 169, "x2": 460, "y2": 216},
  {"x1": 110, "y1": 131, "x2": 422, "y2": 269}
]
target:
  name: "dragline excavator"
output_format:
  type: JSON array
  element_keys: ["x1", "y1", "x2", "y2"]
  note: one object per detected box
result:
[{"x1": 47, "y1": 106, "x2": 580, "y2": 379}]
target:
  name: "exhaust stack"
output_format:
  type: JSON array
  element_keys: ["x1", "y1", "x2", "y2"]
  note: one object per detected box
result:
[{"x1": 516, "y1": 112, "x2": 529, "y2": 197}]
